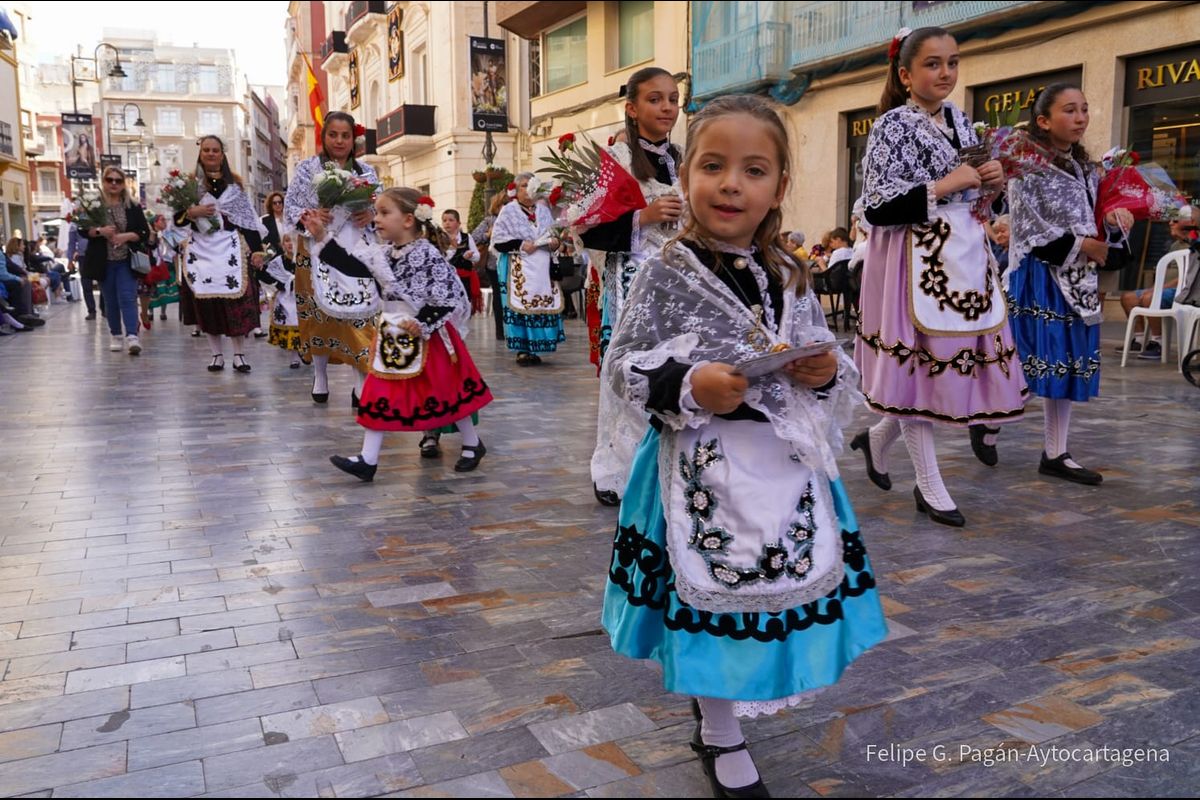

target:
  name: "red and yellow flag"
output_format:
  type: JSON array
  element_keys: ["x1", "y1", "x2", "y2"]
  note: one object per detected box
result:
[{"x1": 302, "y1": 52, "x2": 325, "y2": 153}]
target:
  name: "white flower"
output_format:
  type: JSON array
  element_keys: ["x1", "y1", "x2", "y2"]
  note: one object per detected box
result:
[
  {"x1": 1181, "y1": 205, "x2": 1194, "y2": 221},
  {"x1": 526, "y1": 175, "x2": 542, "y2": 196},
  {"x1": 895, "y1": 26, "x2": 912, "y2": 41},
  {"x1": 414, "y1": 203, "x2": 433, "y2": 223}
]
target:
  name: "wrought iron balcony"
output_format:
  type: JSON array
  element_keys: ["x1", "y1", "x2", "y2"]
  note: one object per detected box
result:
[
  {"x1": 376, "y1": 105, "x2": 436, "y2": 157},
  {"x1": 321, "y1": 30, "x2": 349, "y2": 70},
  {"x1": 693, "y1": 21, "x2": 792, "y2": 100},
  {"x1": 346, "y1": 1, "x2": 386, "y2": 45}
]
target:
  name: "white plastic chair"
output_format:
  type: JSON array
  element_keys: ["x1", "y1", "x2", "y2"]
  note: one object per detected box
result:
[
  {"x1": 1176, "y1": 303, "x2": 1200, "y2": 372},
  {"x1": 1121, "y1": 250, "x2": 1188, "y2": 367}
]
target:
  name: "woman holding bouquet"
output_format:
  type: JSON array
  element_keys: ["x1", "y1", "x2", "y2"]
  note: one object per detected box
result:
[
  {"x1": 492, "y1": 173, "x2": 565, "y2": 366},
  {"x1": 1004, "y1": 84, "x2": 1130, "y2": 484},
  {"x1": 262, "y1": 192, "x2": 302, "y2": 367},
  {"x1": 852, "y1": 27, "x2": 1027, "y2": 527},
  {"x1": 174, "y1": 135, "x2": 267, "y2": 373},
  {"x1": 284, "y1": 111, "x2": 380, "y2": 405}
]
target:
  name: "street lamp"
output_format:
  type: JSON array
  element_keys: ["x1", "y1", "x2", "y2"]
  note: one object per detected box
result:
[
  {"x1": 70, "y1": 42, "x2": 126, "y2": 114},
  {"x1": 105, "y1": 102, "x2": 146, "y2": 156}
]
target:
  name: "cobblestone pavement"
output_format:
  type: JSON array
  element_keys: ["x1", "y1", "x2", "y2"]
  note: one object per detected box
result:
[{"x1": 1, "y1": 303, "x2": 1198, "y2": 798}]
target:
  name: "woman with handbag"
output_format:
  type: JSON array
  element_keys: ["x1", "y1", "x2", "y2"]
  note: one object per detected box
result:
[
  {"x1": 80, "y1": 165, "x2": 151, "y2": 354},
  {"x1": 176, "y1": 136, "x2": 268, "y2": 373}
]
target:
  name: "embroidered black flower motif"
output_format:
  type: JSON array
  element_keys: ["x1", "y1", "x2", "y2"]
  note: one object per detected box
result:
[
  {"x1": 225, "y1": 276, "x2": 240, "y2": 290},
  {"x1": 958, "y1": 291, "x2": 986, "y2": 321},
  {"x1": 919, "y1": 268, "x2": 949, "y2": 297},
  {"x1": 951, "y1": 348, "x2": 978, "y2": 375},
  {"x1": 686, "y1": 487, "x2": 716, "y2": 520},
  {"x1": 186, "y1": 272, "x2": 197, "y2": 284}
]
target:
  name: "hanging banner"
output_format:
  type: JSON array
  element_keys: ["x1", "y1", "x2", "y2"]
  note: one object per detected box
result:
[
  {"x1": 469, "y1": 36, "x2": 508, "y2": 132},
  {"x1": 388, "y1": 6, "x2": 404, "y2": 81},
  {"x1": 349, "y1": 48, "x2": 361, "y2": 111},
  {"x1": 100, "y1": 154, "x2": 122, "y2": 170},
  {"x1": 62, "y1": 113, "x2": 97, "y2": 179}
]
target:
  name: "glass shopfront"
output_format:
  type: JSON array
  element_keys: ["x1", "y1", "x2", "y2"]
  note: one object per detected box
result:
[
  {"x1": 970, "y1": 67, "x2": 1083, "y2": 125},
  {"x1": 845, "y1": 107, "x2": 875, "y2": 225},
  {"x1": 1124, "y1": 44, "x2": 1200, "y2": 287}
]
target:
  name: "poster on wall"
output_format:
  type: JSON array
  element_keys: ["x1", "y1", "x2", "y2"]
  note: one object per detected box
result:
[
  {"x1": 387, "y1": 6, "x2": 404, "y2": 81},
  {"x1": 349, "y1": 48, "x2": 361, "y2": 110},
  {"x1": 469, "y1": 36, "x2": 507, "y2": 132},
  {"x1": 62, "y1": 113, "x2": 97, "y2": 180},
  {"x1": 100, "y1": 154, "x2": 122, "y2": 171}
]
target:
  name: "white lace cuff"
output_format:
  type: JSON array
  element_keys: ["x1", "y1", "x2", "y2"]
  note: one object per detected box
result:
[
  {"x1": 925, "y1": 180, "x2": 938, "y2": 222},
  {"x1": 1066, "y1": 234, "x2": 1086, "y2": 267},
  {"x1": 630, "y1": 209, "x2": 644, "y2": 257},
  {"x1": 679, "y1": 361, "x2": 707, "y2": 418}
]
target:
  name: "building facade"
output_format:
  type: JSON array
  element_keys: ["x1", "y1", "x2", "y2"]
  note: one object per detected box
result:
[
  {"x1": 498, "y1": 1, "x2": 690, "y2": 174},
  {"x1": 285, "y1": 0, "x2": 330, "y2": 170},
  {"x1": 1, "y1": 18, "x2": 31, "y2": 242},
  {"x1": 248, "y1": 85, "x2": 288, "y2": 210},
  {"x1": 691, "y1": 0, "x2": 1200, "y2": 287}
]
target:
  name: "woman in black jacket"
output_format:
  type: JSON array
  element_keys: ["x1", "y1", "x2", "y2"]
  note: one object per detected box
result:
[{"x1": 80, "y1": 166, "x2": 151, "y2": 354}]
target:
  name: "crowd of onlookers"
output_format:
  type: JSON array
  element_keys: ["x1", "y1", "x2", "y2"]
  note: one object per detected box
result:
[{"x1": 0, "y1": 233, "x2": 79, "y2": 335}]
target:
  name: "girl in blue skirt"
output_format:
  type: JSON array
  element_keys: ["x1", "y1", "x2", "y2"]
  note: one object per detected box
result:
[{"x1": 601, "y1": 95, "x2": 888, "y2": 798}]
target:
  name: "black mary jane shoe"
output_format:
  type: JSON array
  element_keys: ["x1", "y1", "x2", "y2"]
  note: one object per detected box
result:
[
  {"x1": 190, "y1": 328, "x2": 202, "y2": 337},
  {"x1": 594, "y1": 484, "x2": 621, "y2": 507},
  {"x1": 312, "y1": 380, "x2": 329, "y2": 404},
  {"x1": 207, "y1": 355, "x2": 225, "y2": 372},
  {"x1": 690, "y1": 724, "x2": 770, "y2": 799},
  {"x1": 419, "y1": 433, "x2": 442, "y2": 459},
  {"x1": 516, "y1": 352, "x2": 533, "y2": 366},
  {"x1": 351, "y1": 389, "x2": 360, "y2": 411},
  {"x1": 968, "y1": 424, "x2": 1000, "y2": 467},
  {"x1": 1038, "y1": 452, "x2": 1102, "y2": 486},
  {"x1": 454, "y1": 441, "x2": 487, "y2": 472},
  {"x1": 527, "y1": 353, "x2": 543, "y2": 366},
  {"x1": 232, "y1": 354, "x2": 251, "y2": 373},
  {"x1": 913, "y1": 486, "x2": 965, "y2": 528},
  {"x1": 849, "y1": 430, "x2": 892, "y2": 491},
  {"x1": 330, "y1": 454, "x2": 377, "y2": 482}
]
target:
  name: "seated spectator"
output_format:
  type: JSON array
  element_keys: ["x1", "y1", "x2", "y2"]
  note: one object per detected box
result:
[
  {"x1": 989, "y1": 214, "x2": 1010, "y2": 276},
  {"x1": 1117, "y1": 213, "x2": 1197, "y2": 359},
  {"x1": 788, "y1": 230, "x2": 808, "y2": 262},
  {"x1": 0, "y1": 249, "x2": 43, "y2": 329},
  {"x1": 814, "y1": 227, "x2": 853, "y2": 272}
]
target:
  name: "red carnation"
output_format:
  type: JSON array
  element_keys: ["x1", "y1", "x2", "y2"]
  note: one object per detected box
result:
[
  {"x1": 548, "y1": 185, "x2": 563, "y2": 206},
  {"x1": 169, "y1": 169, "x2": 180, "y2": 177},
  {"x1": 1190, "y1": 229, "x2": 1199, "y2": 242},
  {"x1": 887, "y1": 37, "x2": 901, "y2": 61},
  {"x1": 607, "y1": 135, "x2": 616, "y2": 147},
  {"x1": 1129, "y1": 150, "x2": 1141, "y2": 165},
  {"x1": 557, "y1": 132, "x2": 576, "y2": 152},
  {"x1": 354, "y1": 124, "x2": 367, "y2": 137},
  {"x1": 506, "y1": 182, "x2": 517, "y2": 196},
  {"x1": 417, "y1": 195, "x2": 435, "y2": 208}
]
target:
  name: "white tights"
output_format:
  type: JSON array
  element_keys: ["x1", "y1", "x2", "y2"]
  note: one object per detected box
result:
[
  {"x1": 696, "y1": 697, "x2": 759, "y2": 789},
  {"x1": 1043, "y1": 398, "x2": 1080, "y2": 467},
  {"x1": 867, "y1": 416, "x2": 902, "y2": 474},
  {"x1": 901, "y1": 420, "x2": 955, "y2": 511}
]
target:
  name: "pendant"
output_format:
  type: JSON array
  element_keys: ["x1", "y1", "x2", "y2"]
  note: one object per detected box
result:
[
  {"x1": 746, "y1": 326, "x2": 769, "y2": 352},
  {"x1": 733, "y1": 256, "x2": 748, "y2": 270}
]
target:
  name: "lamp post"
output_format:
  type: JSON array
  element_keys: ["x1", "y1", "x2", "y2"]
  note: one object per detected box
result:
[
  {"x1": 70, "y1": 42, "x2": 125, "y2": 115},
  {"x1": 105, "y1": 102, "x2": 146, "y2": 157}
]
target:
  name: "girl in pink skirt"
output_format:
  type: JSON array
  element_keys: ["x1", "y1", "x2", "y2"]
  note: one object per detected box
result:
[
  {"x1": 307, "y1": 188, "x2": 493, "y2": 482},
  {"x1": 852, "y1": 27, "x2": 1027, "y2": 527}
]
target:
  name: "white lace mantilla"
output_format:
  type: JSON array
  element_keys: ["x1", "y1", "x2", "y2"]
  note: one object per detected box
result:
[
  {"x1": 206, "y1": 181, "x2": 267, "y2": 237},
  {"x1": 492, "y1": 198, "x2": 554, "y2": 246},
  {"x1": 1007, "y1": 154, "x2": 1110, "y2": 325},
  {"x1": 284, "y1": 156, "x2": 379, "y2": 233},
  {"x1": 608, "y1": 141, "x2": 682, "y2": 259},
  {"x1": 861, "y1": 101, "x2": 977, "y2": 210}
]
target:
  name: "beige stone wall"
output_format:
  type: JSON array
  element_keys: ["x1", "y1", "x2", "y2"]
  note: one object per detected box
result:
[{"x1": 783, "y1": 1, "x2": 1200, "y2": 240}]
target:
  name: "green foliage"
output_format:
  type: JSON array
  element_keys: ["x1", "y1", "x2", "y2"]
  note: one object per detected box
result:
[{"x1": 467, "y1": 167, "x2": 514, "y2": 231}]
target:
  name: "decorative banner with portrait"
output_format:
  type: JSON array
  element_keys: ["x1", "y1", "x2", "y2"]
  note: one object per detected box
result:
[
  {"x1": 349, "y1": 48, "x2": 361, "y2": 111},
  {"x1": 62, "y1": 113, "x2": 96, "y2": 180},
  {"x1": 469, "y1": 36, "x2": 507, "y2": 132},
  {"x1": 387, "y1": 6, "x2": 404, "y2": 81},
  {"x1": 100, "y1": 154, "x2": 122, "y2": 171}
]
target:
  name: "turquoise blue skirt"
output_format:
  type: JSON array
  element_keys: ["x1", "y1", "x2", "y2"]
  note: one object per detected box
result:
[
  {"x1": 497, "y1": 253, "x2": 566, "y2": 354},
  {"x1": 1006, "y1": 255, "x2": 1100, "y2": 401},
  {"x1": 602, "y1": 428, "x2": 888, "y2": 702}
]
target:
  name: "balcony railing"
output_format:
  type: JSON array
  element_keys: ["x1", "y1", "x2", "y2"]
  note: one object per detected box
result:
[
  {"x1": 321, "y1": 31, "x2": 349, "y2": 66},
  {"x1": 691, "y1": 0, "x2": 1055, "y2": 100},
  {"x1": 376, "y1": 106, "x2": 436, "y2": 156},
  {"x1": 790, "y1": 0, "x2": 1042, "y2": 71},
  {"x1": 33, "y1": 191, "x2": 65, "y2": 207},
  {"x1": 693, "y1": 21, "x2": 792, "y2": 100},
  {"x1": 346, "y1": 1, "x2": 386, "y2": 42}
]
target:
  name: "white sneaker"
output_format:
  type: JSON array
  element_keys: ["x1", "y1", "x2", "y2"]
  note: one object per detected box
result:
[
  {"x1": 110, "y1": 335, "x2": 124, "y2": 351},
  {"x1": 126, "y1": 335, "x2": 142, "y2": 355}
]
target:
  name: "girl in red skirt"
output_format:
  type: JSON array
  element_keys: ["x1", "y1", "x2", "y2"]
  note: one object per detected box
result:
[{"x1": 308, "y1": 187, "x2": 493, "y2": 482}]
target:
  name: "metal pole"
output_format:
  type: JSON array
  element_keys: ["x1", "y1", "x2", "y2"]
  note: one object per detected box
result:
[{"x1": 481, "y1": 0, "x2": 495, "y2": 165}]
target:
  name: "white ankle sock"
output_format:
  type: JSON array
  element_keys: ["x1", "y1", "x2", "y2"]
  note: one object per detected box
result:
[
  {"x1": 868, "y1": 416, "x2": 901, "y2": 474},
  {"x1": 360, "y1": 430, "x2": 384, "y2": 466},
  {"x1": 456, "y1": 418, "x2": 480, "y2": 448},
  {"x1": 982, "y1": 427, "x2": 1000, "y2": 446},
  {"x1": 1044, "y1": 399, "x2": 1080, "y2": 468},
  {"x1": 901, "y1": 420, "x2": 956, "y2": 511},
  {"x1": 312, "y1": 355, "x2": 329, "y2": 395},
  {"x1": 697, "y1": 697, "x2": 759, "y2": 790},
  {"x1": 206, "y1": 334, "x2": 224, "y2": 357}
]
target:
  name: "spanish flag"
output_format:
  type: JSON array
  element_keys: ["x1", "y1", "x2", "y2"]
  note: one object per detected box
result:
[{"x1": 302, "y1": 52, "x2": 325, "y2": 153}]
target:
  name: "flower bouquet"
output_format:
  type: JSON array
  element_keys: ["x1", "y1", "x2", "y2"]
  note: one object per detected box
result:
[
  {"x1": 71, "y1": 189, "x2": 110, "y2": 230},
  {"x1": 1095, "y1": 146, "x2": 1187, "y2": 234},
  {"x1": 311, "y1": 161, "x2": 379, "y2": 213},
  {"x1": 968, "y1": 120, "x2": 1055, "y2": 221},
  {"x1": 537, "y1": 131, "x2": 646, "y2": 229},
  {"x1": 160, "y1": 170, "x2": 221, "y2": 233}
]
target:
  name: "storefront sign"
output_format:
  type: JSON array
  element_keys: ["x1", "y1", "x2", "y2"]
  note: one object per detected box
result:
[
  {"x1": 971, "y1": 67, "x2": 1082, "y2": 123},
  {"x1": 1126, "y1": 45, "x2": 1200, "y2": 107},
  {"x1": 846, "y1": 107, "x2": 876, "y2": 147}
]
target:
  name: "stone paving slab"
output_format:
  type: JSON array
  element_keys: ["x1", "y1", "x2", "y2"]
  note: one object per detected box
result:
[{"x1": 0, "y1": 309, "x2": 1197, "y2": 796}]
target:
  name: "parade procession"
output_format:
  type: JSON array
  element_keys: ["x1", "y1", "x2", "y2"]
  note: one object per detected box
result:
[{"x1": 0, "y1": 2, "x2": 1198, "y2": 797}]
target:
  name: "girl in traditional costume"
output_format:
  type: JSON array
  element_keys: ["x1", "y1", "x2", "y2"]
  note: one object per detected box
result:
[
  {"x1": 261, "y1": 192, "x2": 302, "y2": 368},
  {"x1": 577, "y1": 66, "x2": 684, "y2": 507},
  {"x1": 307, "y1": 188, "x2": 493, "y2": 482},
  {"x1": 492, "y1": 174, "x2": 566, "y2": 366},
  {"x1": 284, "y1": 111, "x2": 379, "y2": 404},
  {"x1": 1004, "y1": 84, "x2": 1130, "y2": 484},
  {"x1": 851, "y1": 27, "x2": 1027, "y2": 527},
  {"x1": 602, "y1": 95, "x2": 886, "y2": 799},
  {"x1": 176, "y1": 136, "x2": 268, "y2": 373}
]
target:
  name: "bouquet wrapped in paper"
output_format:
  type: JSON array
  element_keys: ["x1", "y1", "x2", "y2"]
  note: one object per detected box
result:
[
  {"x1": 70, "y1": 189, "x2": 110, "y2": 230},
  {"x1": 537, "y1": 132, "x2": 646, "y2": 230},
  {"x1": 1095, "y1": 146, "x2": 1187, "y2": 233},
  {"x1": 968, "y1": 112, "x2": 1055, "y2": 221},
  {"x1": 311, "y1": 162, "x2": 379, "y2": 212},
  {"x1": 160, "y1": 170, "x2": 221, "y2": 232}
]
